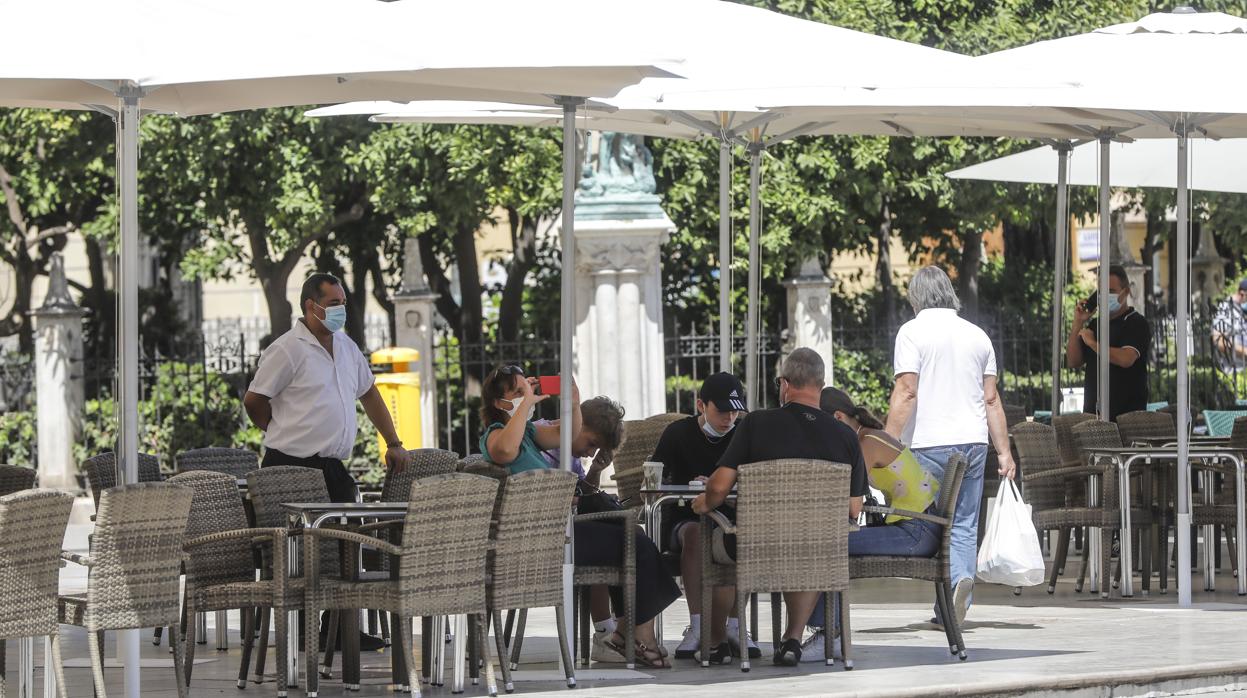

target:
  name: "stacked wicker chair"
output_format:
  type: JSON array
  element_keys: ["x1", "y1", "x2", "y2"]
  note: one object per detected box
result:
[
  {"x1": 852, "y1": 454, "x2": 970, "y2": 661},
  {"x1": 301, "y1": 472, "x2": 500, "y2": 698},
  {"x1": 645, "y1": 413, "x2": 687, "y2": 426},
  {"x1": 700, "y1": 459, "x2": 853, "y2": 672},
  {"x1": 169, "y1": 470, "x2": 295, "y2": 696},
  {"x1": 486, "y1": 469, "x2": 579, "y2": 692},
  {"x1": 458, "y1": 453, "x2": 487, "y2": 472},
  {"x1": 59, "y1": 483, "x2": 194, "y2": 698},
  {"x1": 0, "y1": 490, "x2": 74, "y2": 698},
  {"x1": 0, "y1": 465, "x2": 35, "y2": 497},
  {"x1": 175, "y1": 447, "x2": 258, "y2": 478}
]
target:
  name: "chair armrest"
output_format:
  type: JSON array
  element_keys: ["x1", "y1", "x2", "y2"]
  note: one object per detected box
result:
[
  {"x1": 609, "y1": 466, "x2": 643, "y2": 482},
  {"x1": 702, "y1": 510, "x2": 735, "y2": 534},
  {"x1": 574, "y1": 509, "x2": 638, "y2": 526},
  {"x1": 61, "y1": 551, "x2": 91, "y2": 567},
  {"x1": 862, "y1": 505, "x2": 949, "y2": 527},
  {"x1": 185, "y1": 527, "x2": 284, "y2": 551},
  {"x1": 301, "y1": 527, "x2": 402, "y2": 558},
  {"x1": 1024, "y1": 465, "x2": 1101, "y2": 483},
  {"x1": 355, "y1": 519, "x2": 406, "y2": 534}
]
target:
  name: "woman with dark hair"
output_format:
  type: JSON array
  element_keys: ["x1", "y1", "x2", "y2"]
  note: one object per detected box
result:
[
  {"x1": 800, "y1": 387, "x2": 944, "y2": 660},
  {"x1": 478, "y1": 365, "x2": 680, "y2": 668}
]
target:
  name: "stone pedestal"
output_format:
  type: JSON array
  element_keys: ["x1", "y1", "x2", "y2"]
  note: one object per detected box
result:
[
  {"x1": 784, "y1": 257, "x2": 834, "y2": 384},
  {"x1": 31, "y1": 254, "x2": 86, "y2": 490},
  {"x1": 569, "y1": 196, "x2": 673, "y2": 420},
  {"x1": 392, "y1": 238, "x2": 440, "y2": 450}
]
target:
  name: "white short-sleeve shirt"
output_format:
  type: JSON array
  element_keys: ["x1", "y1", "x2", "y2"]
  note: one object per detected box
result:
[
  {"x1": 247, "y1": 321, "x2": 375, "y2": 460},
  {"x1": 893, "y1": 308, "x2": 997, "y2": 450}
]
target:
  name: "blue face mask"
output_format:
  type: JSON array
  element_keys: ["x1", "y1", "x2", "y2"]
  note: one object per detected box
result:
[
  {"x1": 316, "y1": 303, "x2": 347, "y2": 333},
  {"x1": 1106, "y1": 293, "x2": 1122, "y2": 316},
  {"x1": 1239, "y1": 302, "x2": 1247, "y2": 313}
]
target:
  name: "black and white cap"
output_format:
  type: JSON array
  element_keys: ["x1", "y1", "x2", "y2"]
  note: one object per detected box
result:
[{"x1": 699, "y1": 372, "x2": 747, "y2": 413}]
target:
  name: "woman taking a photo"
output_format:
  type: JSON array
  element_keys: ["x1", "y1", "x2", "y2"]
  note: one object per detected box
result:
[{"x1": 479, "y1": 365, "x2": 680, "y2": 668}]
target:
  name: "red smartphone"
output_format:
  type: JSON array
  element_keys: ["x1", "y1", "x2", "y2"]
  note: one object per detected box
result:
[{"x1": 538, "y1": 376, "x2": 561, "y2": 396}]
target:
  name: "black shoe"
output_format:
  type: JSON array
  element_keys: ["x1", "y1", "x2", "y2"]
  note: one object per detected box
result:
[
  {"x1": 696, "y1": 641, "x2": 732, "y2": 665},
  {"x1": 773, "y1": 638, "x2": 801, "y2": 667},
  {"x1": 358, "y1": 632, "x2": 386, "y2": 652}
]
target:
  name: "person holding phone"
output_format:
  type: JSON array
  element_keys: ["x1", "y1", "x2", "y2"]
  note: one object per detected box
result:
[
  {"x1": 479, "y1": 365, "x2": 680, "y2": 668},
  {"x1": 1066, "y1": 264, "x2": 1150, "y2": 421}
]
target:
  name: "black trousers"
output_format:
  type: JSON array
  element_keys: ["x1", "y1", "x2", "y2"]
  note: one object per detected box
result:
[
  {"x1": 573, "y1": 521, "x2": 681, "y2": 625},
  {"x1": 261, "y1": 448, "x2": 358, "y2": 503}
]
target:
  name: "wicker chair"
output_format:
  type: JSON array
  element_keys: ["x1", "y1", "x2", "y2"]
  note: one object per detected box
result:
[
  {"x1": 0, "y1": 490, "x2": 74, "y2": 698},
  {"x1": 458, "y1": 454, "x2": 487, "y2": 472},
  {"x1": 0, "y1": 465, "x2": 35, "y2": 497},
  {"x1": 1052, "y1": 413, "x2": 1096, "y2": 467},
  {"x1": 1003, "y1": 404, "x2": 1027, "y2": 428},
  {"x1": 645, "y1": 413, "x2": 687, "y2": 425},
  {"x1": 608, "y1": 419, "x2": 669, "y2": 505},
  {"x1": 1116, "y1": 410, "x2": 1176, "y2": 446},
  {"x1": 486, "y1": 469, "x2": 578, "y2": 692},
  {"x1": 168, "y1": 470, "x2": 295, "y2": 695},
  {"x1": 302, "y1": 473, "x2": 500, "y2": 698},
  {"x1": 852, "y1": 453, "x2": 970, "y2": 661},
  {"x1": 700, "y1": 459, "x2": 853, "y2": 672},
  {"x1": 1016, "y1": 423, "x2": 1097, "y2": 593},
  {"x1": 83, "y1": 452, "x2": 162, "y2": 507},
  {"x1": 245, "y1": 466, "x2": 342, "y2": 687},
  {"x1": 380, "y1": 448, "x2": 460, "y2": 502},
  {"x1": 1068, "y1": 419, "x2": 1155, "y2": 596},
  {"x1": 175, "y1": 447, "x2": 259, "y2": 478},
  {"x1": 59, "y1": 483, "x2": 193, "y2": 698}
]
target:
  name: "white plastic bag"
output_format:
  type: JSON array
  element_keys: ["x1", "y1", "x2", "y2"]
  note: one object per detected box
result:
[{"x1": 976, "y1": 479, "x2": 1045, "y2": 587}]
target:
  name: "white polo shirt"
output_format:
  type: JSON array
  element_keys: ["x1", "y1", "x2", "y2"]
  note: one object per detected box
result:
[
  {"x1": 247, "y1": 321, "x2": 375, "y2": 460},
  {"x1": 893, "y1": 308, "x2": 997, "y2": 450}
]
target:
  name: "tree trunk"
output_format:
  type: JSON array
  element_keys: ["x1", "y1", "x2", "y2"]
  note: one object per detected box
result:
[
  {"x1": 959, "y1": 230, "x2": 983, "y2": 322},
  {"x1": 498, "y1": 209, "x2": 537, "y2": 342},
  {"x1": 453, "y1": 223, "x2": 484, "y2": 349},
  {"x1": 367, "y1": 253, "x2": 395, "y2": 346},
  {"x1": 417, "y1": 232, "x2": 462, "y2": 338},
  {"x1": 875, "y1": 197, "x2": 896, "y2": 329},
  {"x1": 346, "y1": 245, "x2": 371, "y2": 350}
]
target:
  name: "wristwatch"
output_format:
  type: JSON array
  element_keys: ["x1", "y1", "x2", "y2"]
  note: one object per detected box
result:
[{"x1": 386, "y1": 440, "x2": 404, "y2": 449}]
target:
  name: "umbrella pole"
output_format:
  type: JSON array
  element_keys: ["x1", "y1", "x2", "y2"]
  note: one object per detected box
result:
[
  {"x1": 1051, "y1": 142, "x2": 1071, "y2": 415},
  {"x1": 557, "y1": 96, "x2": 583, "y2": 678},
  {"x1": 1175, "y1": 120, "x2": 1192, "y2": 608},
  {"x1": 1097, "y1": 136, "x2": 1111, "y2": 424},
  {"x1": 745, "y1": 140, "x2": 763, "y2": 408},
  {"x1": 719, "y1": 135, "x2": 732, "y2": 374}
]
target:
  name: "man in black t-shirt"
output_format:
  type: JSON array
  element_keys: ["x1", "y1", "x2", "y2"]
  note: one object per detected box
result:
[
  {"x1": 692, "y1": 348, "x2": 867, "y2": 667},
  {"x1": 650, "y1": 372, "x2": 748, "y2": 659},
  {"x1": 1066, "y1": 264, "x2": 1150, "y2": 420}
]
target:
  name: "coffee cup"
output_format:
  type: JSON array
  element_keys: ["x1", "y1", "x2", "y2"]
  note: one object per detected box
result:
[{"x1": 642, "y1": 461, "x2": 664, "y2": 490}]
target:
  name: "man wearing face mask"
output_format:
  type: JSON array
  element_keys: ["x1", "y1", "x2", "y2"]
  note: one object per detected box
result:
[
  {"x1": 648, "y1": 372, "x2": 749, "y2": 660},
  {"x1": 245, "y1": 273, "x2": 412, "y2": 502},
  {"x1": 1067, "y1": 264, "x2": 1151, "y2": 421}
]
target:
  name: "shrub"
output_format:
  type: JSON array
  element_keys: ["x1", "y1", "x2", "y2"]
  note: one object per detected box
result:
[{"x1": 0, "y1": 410, "x2": 36, "y2": 466}]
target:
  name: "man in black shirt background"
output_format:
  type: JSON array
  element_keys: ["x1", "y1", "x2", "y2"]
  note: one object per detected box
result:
[
  {"x1": 650, "y1": 372, "x2": 749, "y2": 659},
  {"x1": 1067, "y1": 264, "x2": 1150, "y2": 420},
  {"x1": 692, "y1": 348, "x2": 867, "y2": 666}
]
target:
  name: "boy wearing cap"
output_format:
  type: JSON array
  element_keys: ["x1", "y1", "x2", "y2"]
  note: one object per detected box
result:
[
  {"x1": 649, "y1": 372, "x2": 756, "y2": 660},
  {"x1": 1213, "y1": 278, "x2": 1247, "y2": 371}
]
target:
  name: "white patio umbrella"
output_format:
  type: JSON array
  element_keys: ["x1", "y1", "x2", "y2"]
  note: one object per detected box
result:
[
  {"x1": 947, "y1": 138, "x2": 1247, "y2": 194},
  {"x1": 310, "y1": 2, "x2": 991, "y2": 406},
  {"x1": 0, "y1": 0, "x2": 685, "y2": 693},
  {"x1": 699, "y1": 6, "x2": 1247, "y2": 607}
]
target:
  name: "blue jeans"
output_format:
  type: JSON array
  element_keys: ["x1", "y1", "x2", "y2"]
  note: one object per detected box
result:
[
  {"x1": 808, "y1": 517, "x2": 942, "y2": 627},
  {"x1": 913, "y1": 443, "x2": 987, "y2": 608}
]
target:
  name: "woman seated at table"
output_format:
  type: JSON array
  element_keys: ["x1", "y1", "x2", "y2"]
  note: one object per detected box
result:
[
  {"x1": 479, "y1": 364, "x2": 681, "y2": 668},
  {"x1": 801, "y1": 387, "x2": 943, "y2": 660}
]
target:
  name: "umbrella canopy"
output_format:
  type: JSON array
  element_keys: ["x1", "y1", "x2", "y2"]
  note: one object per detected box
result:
[
  {"x1": 947, "y1": 138, "x2": 1247, "y2": 194},
  {"x1": 0, "y1": 0, "x2": 685, "y2": 113}
]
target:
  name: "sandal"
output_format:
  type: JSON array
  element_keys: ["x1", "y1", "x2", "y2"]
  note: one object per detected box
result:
[{"x1": 635, "y1": 641, "x2": 671, "y2": 669}]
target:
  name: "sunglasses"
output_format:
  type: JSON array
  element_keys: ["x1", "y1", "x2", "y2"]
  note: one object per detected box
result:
[
  {"x1": 498, "y1": 365, "x2": 525, "y2": 376},
  {"x1": 773, "y1": 376, "x2": 788, "y2": 389}
]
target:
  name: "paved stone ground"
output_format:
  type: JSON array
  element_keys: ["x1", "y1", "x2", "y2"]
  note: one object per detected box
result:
[{"x1": 32, "y1": 553, "x2": 1247, "y2": 697}]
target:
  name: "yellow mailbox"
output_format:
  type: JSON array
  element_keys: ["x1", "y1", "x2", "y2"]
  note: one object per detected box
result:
[{"x1": 370, "y1": 347, "x2": 422, "y2": 457}]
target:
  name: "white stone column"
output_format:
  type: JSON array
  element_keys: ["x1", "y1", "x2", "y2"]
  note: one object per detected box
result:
[
  {"x1": 392, "y1": 238, "x2": 440, "y2": 450},
  {"x1": 31, "y1": 254, "x2": 86, "y2": 490},
  {"x1": 571, "y1": 217, "x2": 673, "y2": 419},
  {"x1": 784, "y1": 257, "x2": 835, "y2": 385}
]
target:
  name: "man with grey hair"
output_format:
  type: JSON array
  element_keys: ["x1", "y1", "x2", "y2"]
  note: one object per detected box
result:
[
  {"x1": 885, "y1": 266, "x2": 1014, "y2": 627},
  {"x1": 692, "y1": 348, "x2": 867, "y2": 666}
]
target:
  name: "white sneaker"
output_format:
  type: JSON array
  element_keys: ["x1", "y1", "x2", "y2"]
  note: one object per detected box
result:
[
  {"x1": 952, "y1": 579, "x2": 973, "y2": 625},
  {"x1": 798, "y1": 628, "x2": 841, "y2": 663},
  {"x1": 591, "y1": 631, "x2": 626, "y2": 664},
  {"x1": 726, "y1": 618, "x2": 761, "y2": 659},
  {"x1": 675, "y1": 622, "x2": 700, "y2": 659}
]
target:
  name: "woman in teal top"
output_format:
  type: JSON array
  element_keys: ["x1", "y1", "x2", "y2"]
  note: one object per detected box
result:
[{"x1": 477, "y1": 365, "x2": 680, "y2": 668}]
